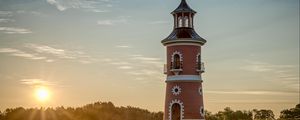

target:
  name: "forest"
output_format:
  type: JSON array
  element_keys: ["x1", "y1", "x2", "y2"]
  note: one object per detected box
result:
[{"x1": 0, "y1": 102, "x2": 299, "y2": 120}]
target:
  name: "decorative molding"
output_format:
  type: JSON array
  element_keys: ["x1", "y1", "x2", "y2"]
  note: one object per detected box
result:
[
  {"x1": 172, "y1": 85, "x2": 182, "y2": 96},
  {"x1": 166, "y1": 75, "x2": 202, "y2": 82},
  {"x1": 169, "y1": 99, "x2": 184, "y2": 120},
  {"x1": 163, "y1": 39, "x2": 206, "y2": 46},
  {"x1": 166, "y1": 43, "x2": 202, "y2": 47},
  {"x1": 171, "y1": 51, "x2": 183, "y2": 62}
]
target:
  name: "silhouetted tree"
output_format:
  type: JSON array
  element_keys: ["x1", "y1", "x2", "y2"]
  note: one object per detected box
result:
[
  {"x1": 253, "y1": 109, "x2": 275, "y2": 120},
  {"x1": 278, "y1": 104, "x2": 300, "y2": 120},
  {"x1": 205, "y1": 107, "x2": 252, "y2": 120},
  {"x1": 0, "y1": 102, "x2": 163, "y2": 120}
]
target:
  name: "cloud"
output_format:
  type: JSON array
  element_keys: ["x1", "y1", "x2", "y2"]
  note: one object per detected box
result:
[
  {"x1": 25, "y1": 43, "x2": 97, "y2": 63},
  {"x1": 206, "y1": 90, "x2": 298, "y2": 96},
  {"x1": 115, "y1": 45, "x2": 131, "y2": 48},
  {"x1": 0, "y1": 44, "x2": 97, "y2": 64},
  {"x1": 97, "y1": 18, "x2": 127, "y2": 26},
  {"x1": 20, "y1": 79, "x2": 56, "y2": 86},
  {"x1": 46, "y1": 0, "x2": 112, "y2": 12},
  {"x1": 240, "y1": 60, "x2": 299, "y2": 90},
  {"x1": 241, "y1": 60, "x2": 295, "y2": 72},
  {"x1": 131, "y1": 56, "x2": 161, "y2": 61},
  {"x1": 0, "y1": 19, "x2": 15, "y2": 23},
  {"x1": 118, "y1": 66, "x2": 133, "y2": 70},
  {"x1": 0, "y1": 27, "x2": 32, "y2": 34},
  {"x1": 0, "y1": 11, "x2": 13, "y2": 16},
  {"x1": 0, "y1": 48, "x2": 46, "y2": 60},
  {"x1": 46, "y1": 0, "x2": 67, "y2": 11}
]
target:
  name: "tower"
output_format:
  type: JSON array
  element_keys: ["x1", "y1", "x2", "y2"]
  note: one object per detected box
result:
[{"x1": 162, "y1": 0, "x2": 207, "y2": 120}]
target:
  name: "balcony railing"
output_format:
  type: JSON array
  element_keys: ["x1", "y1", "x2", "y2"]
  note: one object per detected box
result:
[
  {"x1": 197, "y1": 62, "x2": 205, "y2": 73},
  {"x1": 164, "y1": 64, "x2": 167, "y2": 74}
]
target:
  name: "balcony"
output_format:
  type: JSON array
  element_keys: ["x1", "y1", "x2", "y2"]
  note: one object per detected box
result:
[
  {"x1": 164, "y1": 64, "x2": 167, "y2": 74},
  {"x1": 196, "y1": 62, "x2": 205, "y2": 73}
]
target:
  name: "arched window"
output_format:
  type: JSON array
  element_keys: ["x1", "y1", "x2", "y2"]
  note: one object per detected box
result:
[
  {"x1": 184, "y1": 16, "x2": 189, "y2": 27},
  {"x1": 178, "y1": 16, "x2": 182, "y2": 27},
  {"x1": 171, "y1": 103, "x2": 181, "y2": 120},
  {"x1": 197, "y1": 54, "x2": 201, "y2": 70},
  {"x1": 174, "y1": 54, "x2": 181, "y2": 69}
]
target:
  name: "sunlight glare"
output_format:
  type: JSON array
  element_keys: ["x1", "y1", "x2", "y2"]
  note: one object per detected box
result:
[{"x1": 35, "y1": 87, "x2": 50, "y2": 102}]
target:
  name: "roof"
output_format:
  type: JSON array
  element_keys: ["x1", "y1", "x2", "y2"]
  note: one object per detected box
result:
[
  {"x1": 161, "y1": 27, "x2": 207, "y2": 45},
  {"x1": 171, "y1": 0, "x2": 197, "y2": 14}
]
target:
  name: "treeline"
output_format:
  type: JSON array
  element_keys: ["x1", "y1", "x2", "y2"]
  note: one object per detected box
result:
[
  {"x1": 0, "y1": 102, "x2": 299, "y2": 120},
  {"x1": 205, "y1": 104, "x2": 300, "y2": 120},
  {"x1": 0, "y1": 102, "x2": 163, "y2": 120}
]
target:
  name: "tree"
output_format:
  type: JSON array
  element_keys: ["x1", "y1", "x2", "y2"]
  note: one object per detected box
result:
[
  {"x1": 205, "y1": 107, "x2": 252, "y2": 120},
  {"x1": 278, "y1": 104, "x2": 300, "y2": 120},
  {"x1": 0, "y1": 102, "x2": 163, "y2": 120},
  {"x1": 253, "y1": 109, "x2": 275, "y2": 120}
]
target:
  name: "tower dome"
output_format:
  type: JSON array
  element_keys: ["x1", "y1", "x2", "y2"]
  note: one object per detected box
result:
[{"x1": 162, "y1": 0, "x2": 207, "y2": 46}]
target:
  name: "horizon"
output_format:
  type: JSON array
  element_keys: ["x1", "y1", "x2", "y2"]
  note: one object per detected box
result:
[{"x1": 0, "y1": 0, "x2": 299, "y2": 118}]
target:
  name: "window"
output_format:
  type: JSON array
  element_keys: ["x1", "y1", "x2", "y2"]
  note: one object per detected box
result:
[
  {"x1": 184, "y1": 16, "x2": 189, "y2": 27},
  {"x1": 171, "y1": 51, "x2": 183, "y2": 71},
  {"x1": 174, "y1": 54, "x2": 181, "y2": 69},
  {"x1": 178, "y1": 16, "x2": 182, "y2": 27},
  {"x1": 172, "y1": 103, "x2": 181, "y2": 120}
]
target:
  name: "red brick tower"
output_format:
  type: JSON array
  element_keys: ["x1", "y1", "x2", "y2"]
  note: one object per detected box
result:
[{"x1": 162, "y1": 0, "x2": 207, "y2": 120}]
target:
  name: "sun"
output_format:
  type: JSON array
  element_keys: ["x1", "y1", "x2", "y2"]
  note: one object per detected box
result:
[{"x1": 35, "y1": 87, "x2": 50, "y2": 102}]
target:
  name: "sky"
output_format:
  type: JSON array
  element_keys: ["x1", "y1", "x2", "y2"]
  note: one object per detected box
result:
[{"x1": 0, "y1": 0, "x2": 299, "y2": 117}]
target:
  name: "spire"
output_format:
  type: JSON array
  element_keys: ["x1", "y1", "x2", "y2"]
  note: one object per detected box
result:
[{"x1": 172, "y1": 0, "x2": 196, "y2": 14}]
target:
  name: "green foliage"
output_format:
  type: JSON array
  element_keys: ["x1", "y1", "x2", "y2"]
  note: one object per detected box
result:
[
  {"x1": 0, "y1": 102, "x2": 163, "y2": 120},
  {"x1": 278, "y1": 104, "x2": 300, "y2": 120},
  {"x1": 1, "y1": 102, "x2": 299, "y2": 120},
  {"x1": 205, "y1": 107, "x2": 252, "y2": 120},
  {"x1": 253, "y1": 109, "x2": 275, "y2": 120}
]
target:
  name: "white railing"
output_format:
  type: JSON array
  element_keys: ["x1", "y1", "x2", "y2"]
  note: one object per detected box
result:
[
  {"x1": 164, "y1": 64, "x2": 167, "y2": 74},
  {"x1": 201, "y1": 62, "x2": 205, "y2": 72},
  {"x1": 197, "y1": 62, "x2": 205, "y2": 73}
]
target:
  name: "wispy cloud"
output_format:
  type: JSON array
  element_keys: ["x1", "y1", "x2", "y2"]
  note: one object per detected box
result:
[
  {"x1": 0, "y1": 27, "x2": 32, "y2": 34},
  {"x1": 25, "y1": 43, "x2": 97, "y2": 64},
  {"x1": 117, "y1": 66, "x2": 133, "y2": 70},
  {"x1": 131, "y1": 56, "x2": 161, "y2": 61},
  {"x1": 206, "y1": 90, "x2": 298, "y2": 96},
  {"x1": 0, "y1": 18, "x2": 15, "y2": 23},
  {"x1": 115, "y1": 45, "x2": 131, "y2": 48},
  {"x1": 97, "y1": 18, "x2": 128, "y2": 26},
  {"x1": 241, "y1": 60, "x2": 299, "y2": 90},
  {"x1": 0, "y1": 48, "x2": 46, "y2": 60},
  {"x1": 0, "y1": 11, "x2": 13, "y2": 17},
  {"x1": 0, "y1": 44, "x2": 97, "y2": 64},
  {"x1": 20, "y1": 79, "x2": 57, "y2": 86},
  {"x1": 241, "y1": 60, "x2": 295, "y2": 72},
  {"x1": 46, "y1": 0, "x2": 112, "y2": 12}
]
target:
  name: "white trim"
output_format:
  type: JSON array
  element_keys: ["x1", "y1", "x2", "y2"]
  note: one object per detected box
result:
[
  {"x1": 171, "y1": 51, "x2": 183, "y2": 62},
  {"x1": 172, "y1": 85, "x2": 182, "y2": 96},
  {"x1": 163, "y1": 39, "x2": 206, "y2": 45},
  {"x1": 169, "y1": 99, "x2": 184, "y2": 120},
  {"x1": 196, "y1": 53, "x2": 201, "y2": 63},
  {"x1": 166, "y1": 75, "x2": 202, "y2": 82},
  {"x1": 166, "y1": 43, "x2": 201, "y2": 47}
]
